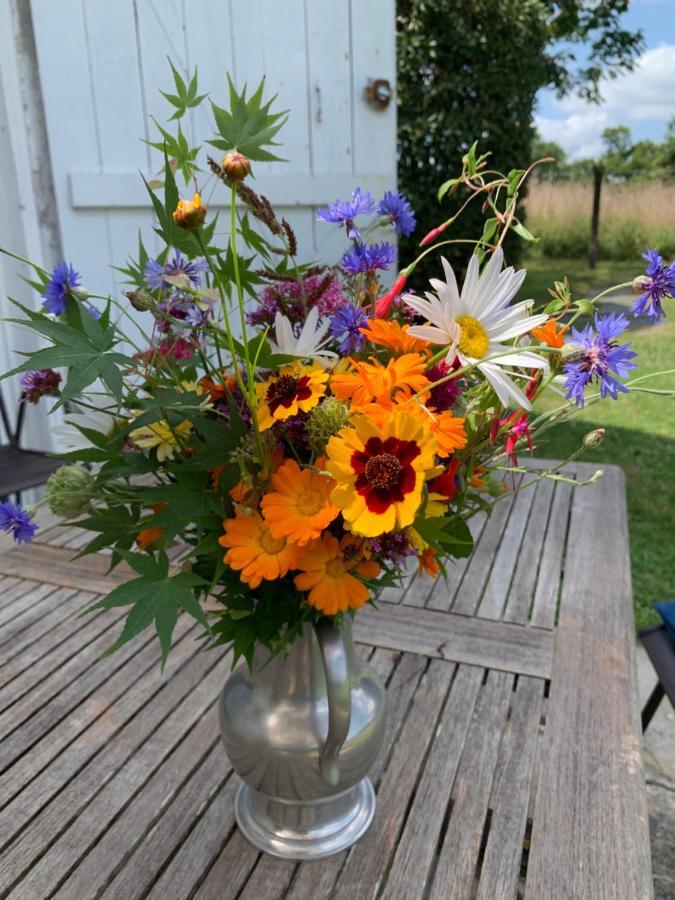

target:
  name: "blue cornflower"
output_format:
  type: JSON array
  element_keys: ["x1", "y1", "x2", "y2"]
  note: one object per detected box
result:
[
  {"x1": 632, "y1": 248, "x2": 675, "y2": 322},
  {"x1": 341, "y1": 242, "x2": 396, "y2": 276},
  {"x1": 330, "y1": 305, "x2": 368, "y2": 354},
  {"x1": 378, "y1": 190, "x2": 416, "y2": 236},
  {"x1": 41, "y1": 262, "x2": 81, "y2": 316},
  {"x1": 317, "y1": 187, "x2": 375, "y2": 240},
  {"x1": 563, "y1": 313, "x2": 637, "y2": 407},
  {"x1": 0, "y1": 500, "x2": 38, "y2": 543},
  {"x1": 144, "y1": 249, "x2": 208, "y2": 291}
]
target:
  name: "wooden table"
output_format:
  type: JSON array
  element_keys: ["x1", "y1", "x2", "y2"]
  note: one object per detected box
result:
[{"x1": 0, "y1": 462, "x2": 653, "y2": 899}]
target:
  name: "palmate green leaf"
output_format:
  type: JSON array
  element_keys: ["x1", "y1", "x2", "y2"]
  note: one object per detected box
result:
[
  {"x1": 208, "y1": 75, "x2": 288, "y2": 163},
  {"x1": 146, "y1": 120, "x2": 200, "y2": 183},
  {"x1": 215, "y1": 246, "x2": 262, "y2": 300},
  {"x1": 114, "y1": 231, "x2": 151, "y2": 289},
  {"x1": 413, "y1": 513, "x2": 474, "y2": 559},
  {"x1": 160, "y1": 58, "x2": 207, "y2": 121},
  {"x1": 87, "y1": 569, "x2": 210, "y2": 668}
]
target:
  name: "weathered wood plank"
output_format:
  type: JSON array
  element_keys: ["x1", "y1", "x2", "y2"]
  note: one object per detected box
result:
[
  {"x1": 0, "y1": 542, "x2": 132, "y2": 592},
  {"x1": 476, "y1": 675, "x2": 545, "y2": 899},
  {"x1": 529, "y1": 479, "x2": 573, "y2": 629},
  {"x1": 0, "y1": 624, "x2": 200, "y2": 876},
  {"x1": 476, "y1": 481, "x2": 536, "y2": 619},
  {"x1": 451, "y1": 493, "x2": 515, "y2": 615},
  {"x1": 331, "y1": 659, "x2": 454, "y2": 899},
  {"x1": 0, "y1": 621, "x2": 164, "y2": 800},
  {"x1": 237, "y1": 853, "x2": 298, "y2": 900},
  {"x1": 502, "y1": 477, "x2": 555, "y2": 624},
  {"x1": 382, "y1": 664, "x2": 484, "y2": 898},
  {"x1": 354, "y1": 604, "x2": 554, "y2": 678},
  {"x1": 192, "y1": 828, "x2": 261, "y2": 900},
  {"x1": 0, "y1": 581, "x2": 60, "y2": 636},
  {"x1": 429, "y1": 669, "x2": 514, "y2": 900},
  {"x1": 525, "y1": 465, "x2": 653, "y2": 900}
]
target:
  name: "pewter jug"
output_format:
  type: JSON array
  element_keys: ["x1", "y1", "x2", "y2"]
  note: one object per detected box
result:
[{"x1": 219, "y1": 617, "x2": 386, "y2": 859}]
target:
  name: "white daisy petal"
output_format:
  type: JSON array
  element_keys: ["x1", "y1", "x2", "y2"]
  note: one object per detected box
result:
[
  {"x1": 486, "y1": 346, "x2": 549, "y2": 369},
  {"x1": 479, "y1": 362, "x2": 532, "y2": 409},
  {"x1": 406, "y1": 324, "x2": 454, "y2": 345}
]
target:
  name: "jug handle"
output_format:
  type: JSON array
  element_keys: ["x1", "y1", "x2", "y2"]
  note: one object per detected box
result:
[{"x1": 314, "y1": 618, "x2": 351, "y2": 788}]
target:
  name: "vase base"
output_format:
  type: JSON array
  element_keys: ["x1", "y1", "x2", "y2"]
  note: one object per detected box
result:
[{"x1": 234, "y1": 777, "x2": 376, "y2": 860}]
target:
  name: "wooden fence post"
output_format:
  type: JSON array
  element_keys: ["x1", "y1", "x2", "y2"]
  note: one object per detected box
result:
[{"x1": 588, "y1": 163, "x2": 604, "y2": 269}]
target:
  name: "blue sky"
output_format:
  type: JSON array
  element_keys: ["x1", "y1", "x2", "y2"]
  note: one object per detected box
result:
[{"x1": 535, "y1": 0, "x2": 675, "y2": 158}]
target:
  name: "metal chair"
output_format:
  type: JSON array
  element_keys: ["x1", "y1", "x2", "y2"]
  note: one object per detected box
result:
[
  {"x1": 640, "y1": 619, "x2": 675, "y2": 731},
  {"x1": 0, "y1": 387, "x2": 61, "y2": 502}
]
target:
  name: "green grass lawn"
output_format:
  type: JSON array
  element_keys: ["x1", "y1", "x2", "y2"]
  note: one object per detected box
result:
[{"x1": 518, "y1": 255, "x2": 675, "y2": 629}]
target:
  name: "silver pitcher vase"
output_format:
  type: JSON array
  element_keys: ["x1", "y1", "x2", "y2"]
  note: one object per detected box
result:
[{"x1": 219, "y1": 617, "x2": 386, "y2": 859}]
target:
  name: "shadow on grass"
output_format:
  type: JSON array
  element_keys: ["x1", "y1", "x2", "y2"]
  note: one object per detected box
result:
[{"x1": 535, "y1": 420, "x2": 675, "y2": 631}]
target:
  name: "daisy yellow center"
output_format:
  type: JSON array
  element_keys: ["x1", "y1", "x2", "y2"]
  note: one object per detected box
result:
[
  {"x1": 295, "y1": 488, "x2": 325, "y2": 517},
  {"x1": 258, "y1": 529, "x2": 286, "y2": 554},
  {"x1": 455, "y1": 315, "x2": 489, "y2": 358},
  {"x1": 364, "y1": 453, "x2": 403, "y2": 490}
]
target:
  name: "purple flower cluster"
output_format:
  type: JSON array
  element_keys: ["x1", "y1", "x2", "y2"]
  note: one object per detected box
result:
[
  {"x1": 247, "y1": 275, "x2": 346, "y2": 328},
  {"x1": 632, "y1": 249, "x2": 675, "y2": 322},
  {"x1": 144, "y1": 249, "x2": 208, "y2": 291},
  {"x1": 41, "y1": 262, "x2": 81, "y2": 316},
  {"x1": 341, "y1": 242, "x2": 396, "y2": 276},
  {"x1": 367, "y1": 533, "x2": 416, "y2": 563},
  {"x1": 20, "y1": 369, "x2": 62, "y2": 404},
  {"x1": 330, "y1": 306, "x2": 367, "y2": 354},
  {"x1": 563, "y1": 313, "x2": 637, "y2": 407},
  {"x1": 0, "y1": 500, "x2": 37, "y2": 543},
  {"x1": 317, "y1": 187, "x2": 375, "y2": 240},
  {"x1": 378, "y1": 191, "x2": 416, "y2": 237}
]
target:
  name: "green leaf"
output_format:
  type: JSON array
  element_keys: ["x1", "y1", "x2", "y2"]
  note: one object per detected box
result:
[
  {"x1": 507, "y1": 169, "x2": 526, "y2": 196},
  {"x1": 437, "y1": 178, "x2": 459, "y2": 201},
  {"x1": 480, "y1": 217, "x2": 498, "y2": 244},
  {"x1": 209, "y1": 75, "x2": 288, "y2": 163},
  {"x1": 88, "y1": 570, "x2": 210, "y2": 668},
  {"x1": 160, "y1": 58, "x2": 208, "y2": 122},
  {"x1": 511, "y1": 221, "x2": 539, "y2": 243}
]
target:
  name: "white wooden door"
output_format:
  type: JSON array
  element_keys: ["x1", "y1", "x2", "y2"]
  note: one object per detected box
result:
[{"x1": 29, "y1": 0, "x2": 397, "y2": 304}]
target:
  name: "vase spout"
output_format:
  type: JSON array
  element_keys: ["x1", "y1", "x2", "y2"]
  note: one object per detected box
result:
[{"x1": 314, "y1": 617, "x2": 351, "y2": 787}]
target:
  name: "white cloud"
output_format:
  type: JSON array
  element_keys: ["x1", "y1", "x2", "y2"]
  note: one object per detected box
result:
[{"x1": 535, "y1": 43, "x2": 675, "y2": 159}]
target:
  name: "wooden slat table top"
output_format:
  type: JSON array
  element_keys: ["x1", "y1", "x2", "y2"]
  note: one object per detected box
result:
[{"x1": 0, "y1": 461, "x2": 652, "y2": 899}]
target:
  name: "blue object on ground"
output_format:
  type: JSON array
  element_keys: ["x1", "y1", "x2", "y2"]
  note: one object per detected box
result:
[{"x1": 654, "y1": 601, "x2": 675, "y2": 644}]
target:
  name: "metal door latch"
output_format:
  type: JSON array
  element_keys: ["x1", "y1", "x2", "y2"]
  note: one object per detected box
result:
[{"x1": 364, "y1": 79, "x2": 392, "y2": 110}]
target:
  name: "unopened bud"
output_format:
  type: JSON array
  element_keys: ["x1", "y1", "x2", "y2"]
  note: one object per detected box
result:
[
  {"x1": 45, "y1": 465, "x2": 94, "y2": 518},
  {"x1": 172, "y1": 193, "x2": 207, "y2": 229},
  {"x1": 125, "y1": 290, "x2": 154, "y2": 311},
  {"x1": 575, "y1": 299, "x2": 595, "y2": 317},
  {"x1": 583, "y1": 428, "x2": 606, "y2": 449},
  {"x1": 221, "y1": 151, "x2": 251, "y2": 183},
  {"x1": 632, "y1": 275, "x2": 651, "y2": 294}
]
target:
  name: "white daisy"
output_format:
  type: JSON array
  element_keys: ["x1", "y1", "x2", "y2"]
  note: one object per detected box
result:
[
  {"x1": 404, "y1": 249, "x2": 550, "y2": 409},
  {"x1": 53, "y1": 392, "x2": 122, "y2": 452},
  {"x1": 269, "y1": 307, "x2": 337, "y2": 365}
]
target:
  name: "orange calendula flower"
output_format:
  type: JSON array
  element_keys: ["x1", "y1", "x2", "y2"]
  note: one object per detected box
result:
[
  {"x1": 219, "y1": 511, "x2": 300, "y2": 589},
  {"x1": 469, "y1": 466, "x2": 488, "y2": 489},
  {"x1": 255, "y1": 363, "x2": 327, "y2": 430},
  {"x1": 135, "y1": 503, "x2": 166, "y2": 551},
  {"x1": 200, "y1": 374, "x2": 237, "y2": 403},
  {"x1": 361, "y1": 396, "x2": 467, "y2": 458},
  {"x1": 261, "y1": 458, "x2": 339, "y2": 546},
  {"x1": 294, "y1": 533, "x2": 379, "y2": 615},
  {"x1": 360, "y1": 319, "x2": 431, "y2": 355},
  {"x1": 326, "y1": 410, "x2": 437, "y2": 537},
  {"x1": 331, "y1": 353, "x2": 429, "y2": 410},
  {"x1": 531, "y1": 318, "x2": 568, "y2": 349},
  {"x1": 172, "y1": 193, "x2": 207, "y2": 229}
]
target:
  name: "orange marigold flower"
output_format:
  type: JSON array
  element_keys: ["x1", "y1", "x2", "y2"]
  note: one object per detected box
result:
[
  {"x1": 418, "y1": 546, "x2": 440, "y2": 578},
  {"x1": 326, "y1": 410, "x2": 437, "y2": 537},
  {"x1": 360, "y1": 319, "x2": 431, "y2": 355},
  {"x1": 294, "y1": 533, "x2": 378, "y2": 615},
  {"x1": 261, "y1": 458, "x2": 339, "y2": 546},
  {"x1": 330, "y1": 353, "x2": 429, "y2": 410},
  {"x1": 255, "y1": 363, "x2": 327, "y2": 430},
  {"x1": 531, "y1": 318, "x2": 568, "y2": 349},
  {"x1": 469, "y1": 466, "x2": 488, "y2": 489},
  {"x1": 219, "y1": 511, "x2": 300, "y2": 589},
  {"x1": 201, "y1": 374, "x2": 236, "y2": 403}
]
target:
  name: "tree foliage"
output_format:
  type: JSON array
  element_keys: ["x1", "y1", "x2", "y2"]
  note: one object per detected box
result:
[{"x1": 397, "y1": 0, "x2": 643, "y2": 278}]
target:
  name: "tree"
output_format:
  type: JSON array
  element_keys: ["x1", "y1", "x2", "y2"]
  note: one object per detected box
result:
[
  {"x1": 532, "y1": 133, "x2": 567, "y2": 180},
  {"x1": 397, "y1": 0, "x2": 643, "y2": 277}
]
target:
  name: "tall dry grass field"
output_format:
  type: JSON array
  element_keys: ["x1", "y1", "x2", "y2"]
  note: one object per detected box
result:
[{"x1": 524, "y1": 181, "x2": 675, "y2": 260}]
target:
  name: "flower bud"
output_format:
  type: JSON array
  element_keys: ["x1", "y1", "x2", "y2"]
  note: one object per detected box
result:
[
  {"x1": 583, "y1": 428, "x2": 606, "y2": 449},
  {"x1": 375, "y1": 271, "x2": 409, "y2": 318},
  {"x1": 419, "y1": 220, "x2": 449, "y2": 247},
  {"x1": 632, "y1": 275, "x2": 651, "y2": 294},
  {"x1": 221, "y1": 151, "x2": 251, "y2": 183},
  {"x1": 307, "y1": 398, "x2": 351, "y2": 453},
  {"x1": 45, "y1": 465, "x2": 94, "y2": 518},
  {"x1": 20, "y1": 369, "x2": 61, "y2": 404},
  {"x1": 125, "y1": 290, "x2": 155, "y2": 311},
  {"x1": 172, "y1": 193, "x2": 207, "y2": 229}
]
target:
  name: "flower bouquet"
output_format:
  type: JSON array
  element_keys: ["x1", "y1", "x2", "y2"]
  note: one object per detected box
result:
[{"x1": 1, "y1": 69, "x2": 672, "y2": 857}]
